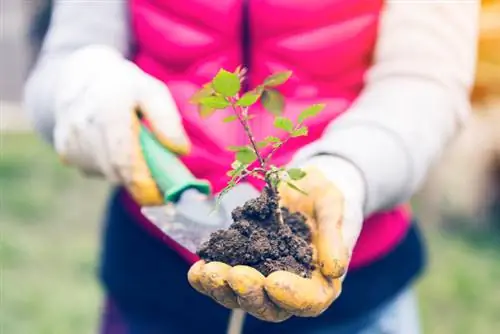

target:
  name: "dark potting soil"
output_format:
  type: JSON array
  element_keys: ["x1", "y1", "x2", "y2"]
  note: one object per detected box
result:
[{"x1": 197, "y1": 187, "x2": 314, "y2": 278}]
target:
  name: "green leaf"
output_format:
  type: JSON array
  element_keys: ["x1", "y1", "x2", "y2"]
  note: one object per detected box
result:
[
  {"x1": 286, "y1": 181, "x2": 308, "y2": 195},
  {"x1": 273, "y1": 116, "x2": 294, "y2": 133},
  {"x1": 263, "y1": 71, "x2": 292, "y2": 87},
  {"x1": 231, "y1": 160, "x2": 243, "y2": 169},
  {"x1": 227, "y1": 145, "x2": 249, "y2": 152},
  {"x1": 223, "y1": 115, "x2": 238, "y2": 123},
  {"x1": 237, "y1": 90, "x2": 261, "y2": 107},
  {"x1": 198, "y1": 96, "x2": 230, "y2": 109},
  {"x1": 255, "y1": 85, "x2": 265, "y2": 94},
  {"x1": 261, "y1": 89, "x2": 285, "y2": 116},
  {"x1": 256, "y1": 135, "x2": 282, "y2": 148},
  {"x1": 287, "y1": 168, "x2": 307, "y2": 181},
  {"x1": 255, "y1": 140, "x2": 269, "y2": 148},
  {"x1": 265, "y1": 172, "x2": 281, "y2": 189},
  {"x1": 212, "y1": 69, "x2": 241, "y2": 97},
  {"x1": 291, "y1": 126, "x2": 308, "y2": 137},
  {"x1": 235, "y1": 147, "x2": 257, "y2": 164},
  {"x1": 199, "y1": 105, "x2": 216, "y2": 118},
  {"x1": 264, "y1": 136, "x2": 281, "y2": 143},
  {"x1": 190, "y1": 84, "x2": 214, "y2": 104},
  {"x1": 298, "y1": 104, "x2": 325, "y2": 124},
  {"x1": 227, "y1": 161, "x2": 246, "y2": 177}
]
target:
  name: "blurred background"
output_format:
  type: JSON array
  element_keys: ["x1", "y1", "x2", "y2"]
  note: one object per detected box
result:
[{"x1": 1, "y1": 1, "x2": 499, "y2": 333}]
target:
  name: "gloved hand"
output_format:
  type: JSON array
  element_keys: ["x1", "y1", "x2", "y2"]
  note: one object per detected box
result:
[
  {"x1": 188, "y1": 157, "x2": 366, "y2": 322},
  {"x1": 53, "y1": 45, "x2": 190, "y2": 205}
]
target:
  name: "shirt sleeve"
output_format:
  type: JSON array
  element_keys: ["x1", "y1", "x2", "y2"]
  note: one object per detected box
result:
[
  {"x1": 293, "y1": 0, "x2": 480, "y2": 215},
  {"x1": 24, "y1": 0, "x2": 129, "y2": 143}
]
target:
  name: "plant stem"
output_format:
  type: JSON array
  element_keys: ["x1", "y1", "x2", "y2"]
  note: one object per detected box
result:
[
  {"x1": 265, "y1": 172, "x2": 285, "y2": 227},
  {"x1": 263, "y1": 139, "x2": 288, "y2": 167},
  {"x1": 230, "y1": 100, "x2": 284, "y2": 227},
  {"x1": 231, "y1": 104, "x2": 265, "y2": 168}
]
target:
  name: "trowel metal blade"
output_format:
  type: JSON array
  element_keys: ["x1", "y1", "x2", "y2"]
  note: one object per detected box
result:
[{"x1": 141, "y1": 183, "x2": 260, "y2": 253}]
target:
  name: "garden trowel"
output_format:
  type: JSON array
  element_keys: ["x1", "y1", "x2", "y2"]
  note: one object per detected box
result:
[{"x1": 138, "y1": 122, "x2": 259, "y2": 253}]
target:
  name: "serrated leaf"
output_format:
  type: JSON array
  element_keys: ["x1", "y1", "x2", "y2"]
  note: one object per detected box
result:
[
  {"x1": 263, "y1": 71, "x2": 292, "y2": 87},
  {"x1": 287, "y1": 168, "x2": 307, "y2": 181},
  {"x1": 227, "y1": 162, "x2": 246, "y2": 177},
  {"x1": 264, "y1": 136, "x2": 281, "y2": 143},
  {"x1": 227, "y1": 145, "x2": 251, "y2": 152},
  {"x1": 286, "y1": 181, "x2": 308, "y2": 195},
  {"x1": 256, "y1": 135, "x2": 281, "y2": 148},
  {"x1": 298, "y1": 104, "x2": 325, "y2": 123},
  {"x1": 273, "y1": 116, "x2": 294, "y2": 133},
  {"x1": 255, "y1": 85, "x2": 265, "y2": 94},
  {"x1": 223, "y1": 115, "x2": 238, "y2": 123},
  {"x1": 237, "y1": 90, "x2": 261, "y2": 107},
  {"x1": 291, "y1": 126, "x2": 308, "y2": 137},
  {"x1": 231, "y1": 160, "x2": 243, "y2": 169},
  {"x1": 190, "y1": 84, "x2": 214, "y2": 104},
  {"x1": 199, "y1": 105, "x2": 216, "y2": 118},
  {"x1": 236, "y1": 147, "x2": 257, "y2": 164},
  {"x1": 261, "y1": 89, "x2": 285, "y2": 116},
  {"x1": 212, "y1": 69, "x2": 241, "y2": 97},
  {"x1": 199, "y1": 96, "x2": 230, "y2": 109},
  {"x1": 255, "y1": 140, "x2": 269, "y2": 148}
]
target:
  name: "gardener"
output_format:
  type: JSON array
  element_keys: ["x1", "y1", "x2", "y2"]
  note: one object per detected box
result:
[{"x1": 24, "y1": 0, "x2": 479, "y2": 333}]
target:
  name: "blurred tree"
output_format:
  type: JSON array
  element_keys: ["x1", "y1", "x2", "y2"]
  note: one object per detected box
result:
[
  {"x1": 472, "y1": 0, "x2": 500, "y2": 228},
  {"x1": 472, "y1": 0, "x2": 500, "y2": 102}
]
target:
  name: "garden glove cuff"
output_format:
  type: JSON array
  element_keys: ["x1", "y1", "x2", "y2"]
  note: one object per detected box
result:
[{"x1": 53, "y1": 45, "x2": 190, "y2": 205}]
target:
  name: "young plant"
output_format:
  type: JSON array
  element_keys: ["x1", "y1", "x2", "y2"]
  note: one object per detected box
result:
[{"x1": 190, "y1": 67, "x2": 325, "y2": 225}]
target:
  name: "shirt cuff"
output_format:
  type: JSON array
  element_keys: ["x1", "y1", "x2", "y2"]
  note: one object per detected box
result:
[
  {"x1": 291, "y1": 154, "x2": 367, "y2": 216},
  {"x1": 292, "y1": 123, "x2": 411, "y2": 216}
]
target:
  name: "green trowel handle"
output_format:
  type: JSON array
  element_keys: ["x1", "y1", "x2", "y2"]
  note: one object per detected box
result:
[{"x1": 138, "y1": 123, "x2": 211, "y2": 203}]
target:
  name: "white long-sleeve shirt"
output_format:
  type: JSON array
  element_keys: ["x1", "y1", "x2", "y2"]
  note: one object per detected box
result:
[{"x1": 24, "y1": 0, "x2": 480, "y2": 216}]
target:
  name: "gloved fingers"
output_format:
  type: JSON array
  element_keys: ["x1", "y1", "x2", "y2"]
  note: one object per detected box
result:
[
  {"x1": 187, "y1": 260, "x2": 209, "y2": 294},
  {"x1": 314, "y1": 187, "x2": 350, "y2": 279},
  {"x1": 126, "y1": 111, "x2": 165, "y2": 205},
  {"x1": 264, "y1": 270, "x2": 341, "y2": 317},
  {"x1": 227, "y1": 266, "x2": 292, "y2": 322},
  {"x1": 188, "y1": 261, "x2": 239, "y2": 309},
  {"x1": 127, "y1": 77, "x2": 192, "y2": 205},
  {"x1": 136, "y1": 74, "x2": 191, "y2": 155},
  {"x1": 280, "y1": 165, "x2": 351, "y2": 279}
]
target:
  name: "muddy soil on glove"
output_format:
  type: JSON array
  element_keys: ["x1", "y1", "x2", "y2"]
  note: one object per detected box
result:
[{"x1": 197, "y1": 187, "x2": 314, "y2": 278}]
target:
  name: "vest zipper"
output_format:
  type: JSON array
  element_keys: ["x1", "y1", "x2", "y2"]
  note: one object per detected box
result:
[
  {"x1": 240, "y1": 0, "x2": 253, "y2": 147},
  {"x1": 241, "y1": 0, "x2": 251, "y2": 92}
]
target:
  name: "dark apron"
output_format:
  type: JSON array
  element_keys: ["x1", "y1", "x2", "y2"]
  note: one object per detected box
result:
[{"x1": 98, "y1": 188, "x2": 425, "y2": 334}]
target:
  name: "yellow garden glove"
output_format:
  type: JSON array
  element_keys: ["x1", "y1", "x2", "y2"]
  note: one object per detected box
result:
[
  {"x1": 53, "y1": 46, "x2": 190, "y2": 205},
  {"x1": 188, "y1": 158, "x2": 366, "y2": 322}
]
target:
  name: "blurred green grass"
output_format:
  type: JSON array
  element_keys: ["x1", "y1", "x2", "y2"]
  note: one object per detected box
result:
[
  {"x1": 1, "y1": 133, "x2": 499, "y2": 334},
  {"x1": 0, "y1": 132, "x2": 108, "y2": 334}
]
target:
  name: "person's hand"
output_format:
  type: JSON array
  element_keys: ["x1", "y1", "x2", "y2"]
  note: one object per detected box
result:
[
  {"x1": 53, "y1": 45, "x2": 190, "y2": 205},
  {"x1": 188, "y1": 159, "x2": 365, "y2": 322}
]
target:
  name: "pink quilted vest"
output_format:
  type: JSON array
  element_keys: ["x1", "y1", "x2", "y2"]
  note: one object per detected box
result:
[{"x1": 125, "y1": 0, "x2": 411, "y2": 270}]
